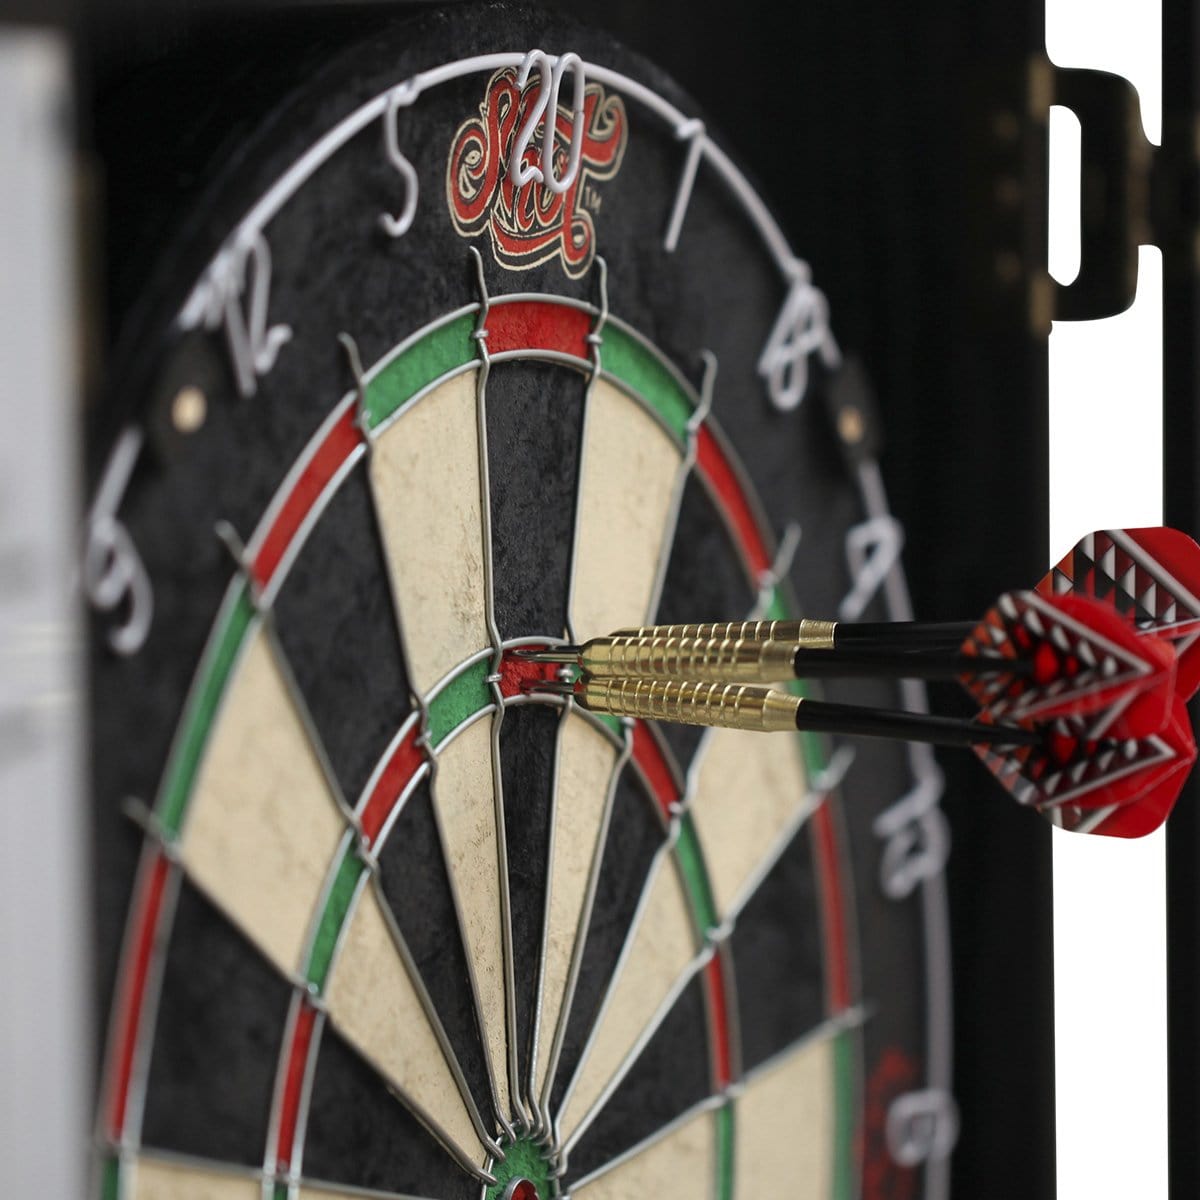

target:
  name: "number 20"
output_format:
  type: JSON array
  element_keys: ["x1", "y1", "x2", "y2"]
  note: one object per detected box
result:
[{"x1": 509, "y1": 49, "x2": 586, "y2": 194}]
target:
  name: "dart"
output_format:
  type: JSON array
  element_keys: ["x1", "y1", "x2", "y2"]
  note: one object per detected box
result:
[
  {"x1": 531, "y1": 675, "x2": 1044, "y2": 749},
  {"x1": 615, "y1": 526, "x2": 1200, "y2": 688},
  {"x1": 520, "y1": 530, "x2": 1200, "y2": 840},
  {"x1": 520, "y1": 590, "x2": 1176, "y2": 735},
  {"x1": 524, "y1": 644, "x2": 1192, "y2": 837},
  {"x1": 1035, "y1": 527, "x2": 1200, "y2": 698},
  {"x1": 974, "y1": 692, "x2": 1197, "y2": 838},
  {"x1": 959, "y1": 589, "x2": 1176, "y2": 739}
]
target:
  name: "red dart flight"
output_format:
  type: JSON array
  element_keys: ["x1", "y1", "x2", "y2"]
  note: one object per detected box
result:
[
  {"x1": 1036, "y1": 526, "x2": 1200, "y2": 699},
  {"x1": 959, "y1": 589, "x2": 1176, "y2": 739},
  {"x1": 973, "y1": 692, "x2": 1196, "y2": 838}
]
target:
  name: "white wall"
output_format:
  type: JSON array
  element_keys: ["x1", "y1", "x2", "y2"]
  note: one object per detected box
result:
[{"x1": 1046, "y1": 3, "x2": 1165, "y2": 1196}]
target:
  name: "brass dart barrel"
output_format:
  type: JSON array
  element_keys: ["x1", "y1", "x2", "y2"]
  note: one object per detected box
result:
[
  {"x1": 571, "y1": 633, "x2": 799, "y2": 683},
  {"x1": 575, "y1": 677, "x2": 801, "y2": 732},
  {"x1": 612, "y1": 618, "x2": 838, "y2": 649}
]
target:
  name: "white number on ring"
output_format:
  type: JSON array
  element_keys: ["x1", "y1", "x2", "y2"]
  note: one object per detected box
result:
[{"x1": 509, "y1": 49, "x2": 586, "y2": 194}]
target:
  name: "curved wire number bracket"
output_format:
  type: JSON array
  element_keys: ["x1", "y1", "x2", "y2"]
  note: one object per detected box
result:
[
  {"x1": 83, "y1": 428, "x2": 153, "y2": 656},
  {"x1": 873, "y1": 768, "x2": 950, "y2": 900},
  {"x1": 663, "y1": 118, "x2": 706, "y2": 252},
  {"x1": 887, "y1": 1087, "x2": 960, "y2": 1168},
  {"x1": 758, "y1": 262, "x2": 839, "y2": 411},
  {"x1": 508, "y1": 49, "x2": 586, "y2": 194},
  {"x1": 838, "y1": 513, "x2": 904, "y2": 622},
  {"x1": 179, "y1": 231, "x2": 293, "y2": 399},
  {"x1": 379, "y1": 82, "x2": 420, "y2": 237}
]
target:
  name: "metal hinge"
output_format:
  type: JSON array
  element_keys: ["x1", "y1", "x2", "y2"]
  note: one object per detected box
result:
[{"x1": 1028, "y1": 55, "x2": 1158, "y2": 325}]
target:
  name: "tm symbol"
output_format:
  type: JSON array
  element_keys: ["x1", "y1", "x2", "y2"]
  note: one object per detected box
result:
[{"x1": 582, "y1": 184, "x2": 602, "y2": 213}]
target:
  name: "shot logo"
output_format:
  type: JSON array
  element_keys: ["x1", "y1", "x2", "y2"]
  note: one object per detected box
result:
[{"x1": 447, "y1": 67, "x2": 628, "y2": 278}]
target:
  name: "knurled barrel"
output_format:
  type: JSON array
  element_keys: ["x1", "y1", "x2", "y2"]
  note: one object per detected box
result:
[
  {"x1": 578, "y1": 677, "x2": 799, "y2": 732},
  {"x1": 581, "y1": 634, "x2": 798, "y2": 682},
  {"x1": 611, "y1": 619, "x2": 837, "y2": 649}
]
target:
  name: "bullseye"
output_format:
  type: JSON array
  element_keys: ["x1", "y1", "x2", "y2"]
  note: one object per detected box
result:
[{"x1": 504, "y1": 1180, "x2": 539, "y2": 1200}]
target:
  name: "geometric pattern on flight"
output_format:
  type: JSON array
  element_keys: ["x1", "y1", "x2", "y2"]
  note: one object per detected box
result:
[
  {"x1": 961, "y1": 589, "x2": 1169, "y2": 732},
  {"x1": 1038, "y1": 526, "x2": 1200, "y2": 698},
  {"x1": 1041, "y1": 527, "x2": 1200, "y2": 635}
]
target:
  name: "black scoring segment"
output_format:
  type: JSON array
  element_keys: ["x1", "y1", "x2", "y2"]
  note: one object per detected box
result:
[
  {"x1": 498, "y1": 703, "x2": 557, "y2": 1077},
  {"x1": 272, "y1": 460, "x2": 412, "y2": 805},
  {"x1": 565, "y1": 971, "x2": 711, "y2": 1184},
  {"x1": 549, "y1": 763, "x2": 667, "y2": 1113},
  {"x1": 373, "y1": 778, "x2": 494, "y2": 1126},
  {"x1": 728, "y1": 817, "x2": 826, "y2": 1073},
  {"x1": 485, "y1": 360, "x2": 586, "y2": 641},
  {"x1": 302, "y1": 1023, "x2": 475, "y2": 1200},
  {"x1": 141, "y1": 878, "x2": 289, "y2": 1164},
  {"x1": 652, "y1": 473, "x2": 757, "y2": 771}
]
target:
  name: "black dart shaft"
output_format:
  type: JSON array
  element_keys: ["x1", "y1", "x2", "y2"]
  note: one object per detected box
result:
[
  {"x1": 792, "y1": 696, "x2": 1038, "y2": 748},
  {"x1": 831, "y1": 620, "x2": 977, "y2": 651},
  {"x1": 791, "y1": 646, "x2": 1032, "y2": 680}
]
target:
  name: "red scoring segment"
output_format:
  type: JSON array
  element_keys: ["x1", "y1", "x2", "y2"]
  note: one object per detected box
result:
[
  {"x1": 105, "y1": 851, "x2": 172, "y2": 1141},
  {"x1": 629, "y1": 722, "x2": 679, "y2": 823},
  {"x1": 358, "y1": 724, "x2": 426, "y2": 847},
  {"x1": 696, "y1": 426, "x2": 772, "y2": 577},
  {"x1": 504, "y1": 1181, "x2": 539, "y2": 1200},
  {"x1": 487, "y1": 301, "x2": 592, "y2": 359},
  {"x1": 811, "y1": 806, "x2": 852, "y2": 1013},
  {"x1": 704, "y1": 955, "x2": 734, "y2": 1089},
  {"x1": 252, "y1": 406, "x2": 363, "y2": 591},
  {"x1": 274, "y1": 1002, "x2": 319, "y2": 1176},
  {"x1": 499, "y1": 647, "x2": 562, "y2": 698}
]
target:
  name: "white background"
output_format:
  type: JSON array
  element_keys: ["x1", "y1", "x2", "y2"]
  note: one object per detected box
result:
[{"x1": 1045, "y1": 1, "x2": 1165, "y2": 1197}]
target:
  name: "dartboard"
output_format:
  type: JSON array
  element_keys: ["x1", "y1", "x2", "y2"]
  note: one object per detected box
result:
[{"x1": 89, "y1": 8, "x2": 955, "y2": 1199}]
